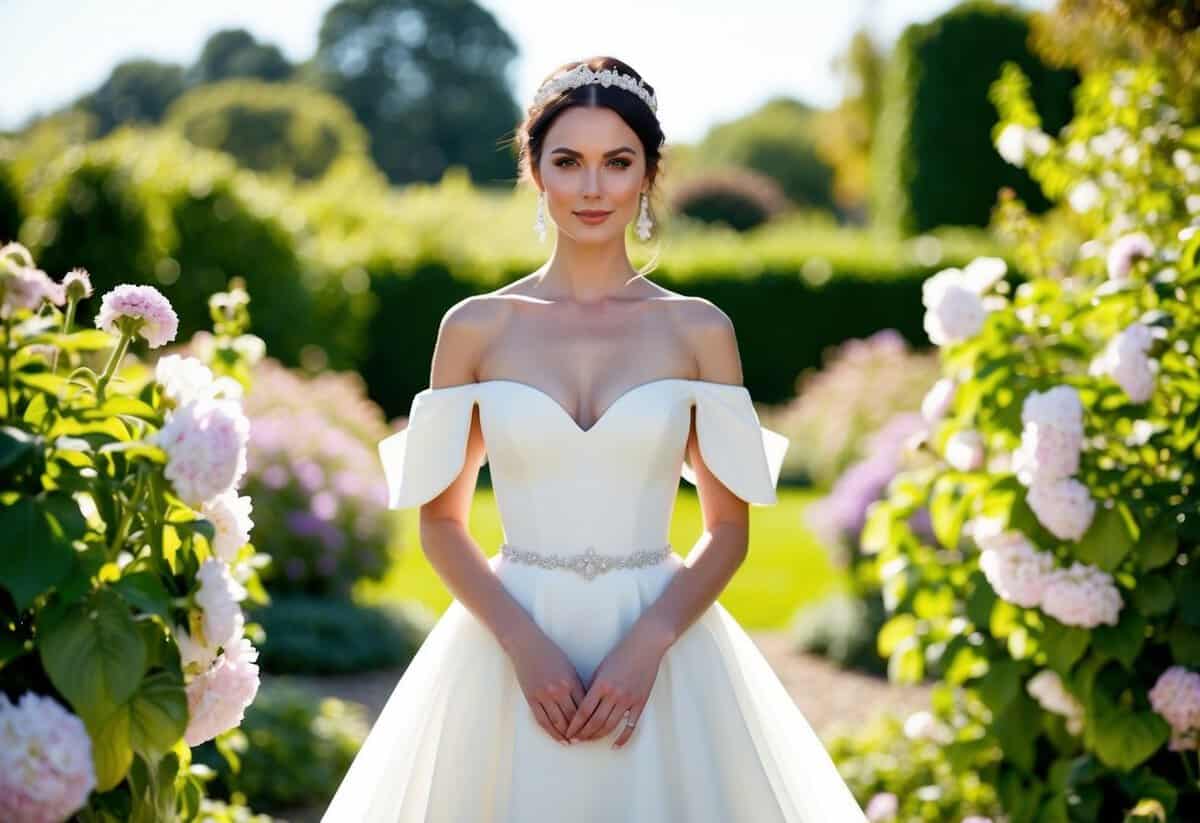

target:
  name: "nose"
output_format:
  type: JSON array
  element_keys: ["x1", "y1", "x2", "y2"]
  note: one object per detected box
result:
[{"x1": 582, "y1": 165, "x2": 602, "y2": 198}]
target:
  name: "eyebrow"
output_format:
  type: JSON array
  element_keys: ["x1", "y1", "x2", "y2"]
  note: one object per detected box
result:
[{"x1": 550, "y1": 146, "x2": 637, "y2": 158}]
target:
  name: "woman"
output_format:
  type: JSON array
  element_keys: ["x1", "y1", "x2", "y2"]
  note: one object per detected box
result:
[{"x1": 321, "y1": 56, "x2": 867, "y2": 822}]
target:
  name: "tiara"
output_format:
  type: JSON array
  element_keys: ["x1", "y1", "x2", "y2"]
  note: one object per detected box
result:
[{"x1": 531, "y1": 64, "x2": 658, "y2": 113}]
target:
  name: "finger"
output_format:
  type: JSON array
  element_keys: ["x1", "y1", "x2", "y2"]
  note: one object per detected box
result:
[
  {"x1": 532, "y1": 701, "x2": 566, "y2": 743},
  {"x1": 579, "y1": 697, "x2": 617, "y2": 741},
  {"x1": 553, "y1": 691, "x2": 578, "y2": 732},
  {"x1": 565, "y1": 689, "x2": 601, "y2": 739},
  {"x1": 611, "y1": 704, "x2": 642, "y2": 749},
  {"x1": 542, "y1": 698, "x2": 569, "y2": 737},
  {"x1": 597, "y1": 702, "x2": 628, "y2": 742}
]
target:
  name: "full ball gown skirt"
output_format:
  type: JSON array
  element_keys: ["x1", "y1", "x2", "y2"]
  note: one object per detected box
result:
[{"x1": 321, "y1": 378, "x2": 868, "y2": 822}]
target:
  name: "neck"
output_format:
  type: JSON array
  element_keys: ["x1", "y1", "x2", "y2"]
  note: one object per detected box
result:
[{"x1": 536, "y1": 236, "x2": 641, "y2": 303}]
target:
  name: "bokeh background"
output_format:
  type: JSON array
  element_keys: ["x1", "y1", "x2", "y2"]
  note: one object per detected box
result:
[{"x1": 4, "y1": 0, "x2": 1197, "y2": 819}]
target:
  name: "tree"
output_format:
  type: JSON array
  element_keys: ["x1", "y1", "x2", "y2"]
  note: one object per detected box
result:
[
  {"x1": 74, "y1": 59, "x2": 187, "y2": 136},
  {"x1": 309, "y1": 0, "x2": 521, "y2": 187},
  {"x1": 186, "y1": 28, "x2": 294, "y2": 86}
]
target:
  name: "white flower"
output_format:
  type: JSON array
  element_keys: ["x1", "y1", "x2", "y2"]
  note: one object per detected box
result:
[
  {"x1": 1149, "y1": 666, "x2": 1200, "y2": 751},
  {"x1": 1040, "y1": 560, "x2": 1122, "y2": 627},
  {"x1": 1068, "y1": 180, "x2": 1102, "y2": 213},
  {"x1": 156, "y1": 354, "x2": 216, "y2": 407},
  {"x1": 175, "y1": 620, "x2": 219, "y2": 674},
  {"x1": 195, "y1": 558, "x2": 247, "y2": 650},
  {"x1": 946, "y1": 429, "x2": 985, "y2": 471},
  {"x1": 94, "y1": 283, "x2": 179, "y2": 348},
  {"x1": 921, "y1": 259, "x2": 1005, "y2": 346},
  {"x1": 1089, "y1": 322, "x2": 1157, "y2": 403},
  {"x1": 1012, "y1": 386, "x2": 1084, "y2": 487},
  {"x1": 1173, "y1": 149, "x2": 1194, "y2": 170},
  {"x1": 1022, "y1": 385, "x2": 1084, "y2": 436},
  {"x1": 921, "y1": 378, "x2": 957, "y2": 425},
  {"x1": 1187, "y1": 194, "x2": 1200, "y2": 215},
  {"x1": 1027, "y1": 478, "x2": 1095, "y2": 541},
  {"x1": 996, "y1": 124, "x2": 1051, "y2": 167},
  {"x1": 977, "y1": 529, "x2": 1055, "y2": 608},
  {"x1": 0, "y1": 692, "x2": 97, "y2": 823},
  {"x1": 1027, "y1": 670, "x2": 1084, "y2": 734},
  {"x1": 155, "y1": 395, "x2": 250, "y2": 507},
  {"x1": 1106, "y1": 232, "x2": 1155, "y2": 282},
  {"x1": 201, "y1": 490, "x2": 254, "y2": 563},
  {"x1": 865, "y1": 791, "x2": 898, "y2": 821},
  {"x1": 903, "y1": 710, "x2": 954, "y2": 744},
  {"x1": 183, "y1": 635, "x2": 261, "y2": 746}
]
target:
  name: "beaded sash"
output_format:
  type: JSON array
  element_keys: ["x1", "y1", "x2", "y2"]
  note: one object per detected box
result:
[{"x1": 499, "y1": 542, "x2": 672, "y2": 580}]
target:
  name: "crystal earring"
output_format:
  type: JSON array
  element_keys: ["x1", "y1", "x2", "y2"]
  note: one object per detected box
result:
[
  {"x1": 636, "y1": 191, "x2": 653, "y2": 241},
  {"x1": 534, "y1": 190, "x2": 547, "y2": 242}
]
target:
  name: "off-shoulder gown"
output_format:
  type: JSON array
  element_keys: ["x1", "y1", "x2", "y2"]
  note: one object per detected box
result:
[{"x1": 320, "y1": 378, "x2": 868, "y2": 822}]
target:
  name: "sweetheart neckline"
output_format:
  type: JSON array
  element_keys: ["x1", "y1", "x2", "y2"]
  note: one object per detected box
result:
[{"x1": 416, "y1": 377, "x2": 749, "y2": 435}]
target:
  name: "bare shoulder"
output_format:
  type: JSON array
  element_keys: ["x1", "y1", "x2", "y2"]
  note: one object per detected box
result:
[
  {"x1": 429, "y1": 295, "x2": 513, "y2": 388},
  {"x1": 664, "y1": 295, "x2": 743, "y2": 385}
]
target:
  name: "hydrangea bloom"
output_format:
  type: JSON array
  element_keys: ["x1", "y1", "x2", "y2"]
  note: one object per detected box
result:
[
  {"x1": 1040, "y1": 561, "x2": 1122, "y2": 627},
  {"x1": 921, "y1": 256, "x2": 1008, "y2": 347},
  {"x1": 183, "y1": 635, "x2": 261, "y2": 746},
  {"x1": 1027, "y1": 478, "x2": 1096, "y2": 541},
  {"x1": 174, "y1": 621, "x2": 218, "y2": 674},
  {"x1": 977, "y1": 529, "x2": 1056, "y2": 608},
  {"x1": 945, "y1": 429, "x2": 985, "y2": 471},
  {"x1": 200, "y1": 490, "x2": 255, "y2": 563},
  {"x1": 94, "y1": 283, "x2": 179, "y2": 348},
  {"x1": 1068, "y1": 180, "x2": 1102, "y2": 212},
  {"x1": 156, "y1": 395, "x2": 250, "y2": 507},
  {"x1": 995, "y1": 123, "x2": 1051, "y2": 167},
  {"x1": 1090, "y1": 322, "x2": 1157, "y2": 403},
  {"x1": 1022, "y1": 386, "x2": 1084, "y2": 436},
  {"x1": 156, "y1": 354, "x2": 216, "y2": 408},
  {"x1": 1026, "y1": 670, "x2": 1084, "y2": 734},
  {"x1": 0, "y1": 692, "x2": 96, "y2": 823},
  {"x1": 1106, "y1": 232, "x2": 1155, "y2": 281},
  {"x1": 1012, "y1": 386, "x2": 1085, "y2": 486},
  {"x1": 195, "y1": 558, "x2": 247, "y2": 650},
  {"x1": 1148, "y1": 666, "x2": 1200, "y2": 751}
]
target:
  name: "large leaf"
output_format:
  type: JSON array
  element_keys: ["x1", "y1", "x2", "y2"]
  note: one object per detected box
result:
[
  {"x1": 0, "y1": 494, "x2": 80, "y2": 610},
  {"x1": 1091, "y1": 711, "x2": 1169, "y2": 771},
  {"x1": 1041, "y1": 617, "x2": 1091, "y2": 674},
  {"x1": 1092, "y1": 610, "x2": 1146, "y2": 669},
  {"x1": 1075, "y1": 503, "x2": 1137, "y2": 572}
]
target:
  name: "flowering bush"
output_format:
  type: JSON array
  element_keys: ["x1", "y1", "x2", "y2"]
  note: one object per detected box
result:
[
  {"x1": 240, "y1": 359, "x2": 392, "y2": 596},
  {"x1": 0, "y1": 247, "x2": 272, "y2": 821},
  {"x1": 860, "y1": 61, "x2": 1200, "y2": 820}
]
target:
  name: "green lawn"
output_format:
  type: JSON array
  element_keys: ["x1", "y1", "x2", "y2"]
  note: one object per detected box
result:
[{"x1": 355, "y1": 487, "x2": 845, "y2": 629}]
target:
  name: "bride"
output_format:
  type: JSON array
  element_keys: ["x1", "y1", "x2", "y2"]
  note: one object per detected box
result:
[{"x1": 321, "y1": 56, "x2": 868, "y2": 821}]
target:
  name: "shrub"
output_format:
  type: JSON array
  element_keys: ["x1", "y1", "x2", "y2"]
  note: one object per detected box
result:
[
  {"x1": 0, "y1": 245, "x2": 273, "y2": 820},
  {"x1": 192, "y1": 680, "x2": 368, "y2": 812},
  {"x1": 248, "y1": 596, "x2": 433, "y2": 675},
  {"x1": 240, "y1": 359, "x2": 393, "y2": 597},
  {"x1": 861, "y1": 60, "x2": 1200, "y2": 819},
  {"x1": 667, "y1": 167, "x2": 792, "y2": 232}
]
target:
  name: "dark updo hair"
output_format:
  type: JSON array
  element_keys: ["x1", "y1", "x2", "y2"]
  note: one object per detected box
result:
[{"x1": 512, "y1": 56, "x2": 666, "y2": 201}]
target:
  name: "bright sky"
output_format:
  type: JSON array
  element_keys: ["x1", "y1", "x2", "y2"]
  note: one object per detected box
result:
[{"x1": 3, "y1": 0, "x2": 1052, "y2": 143}]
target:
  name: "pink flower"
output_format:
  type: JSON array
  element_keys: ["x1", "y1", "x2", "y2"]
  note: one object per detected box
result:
[
  {"x1": 1040, "y1": 561, "x2": 1122, "y2": 628},
  {"x1": 201, "y1": 490, "x2": 254, "y2": 563},
  {"x1": 0, "y1": 692, "x2": 96, "y2": 823},
  {"x1": 1013, "y1": 422, "x2": 1082, "y2": 486},
  {"x1": 1027, "y1": 478, "x2": 1095, "y2": 541},
  {"x1": 945, "y1": 429, "x2": 985, "y2": 471},
  {"x1": 977, "y1": 529, "x2": 1055, "y2": 608},
  {"x1": 156, "y1": 395, "x2": 250, "y2": 507},
  {"x1": 1150, "y1": 666, "x2": 1200, "y2": 751},
  {"x1": 866, "y1": 791, "x2": 898, "y2": 821},
  {"x1": 94, "y1": 283, "x2": 179, "y2": 348},
  {"x1": 184, "y1": 635, "x2": 261, "y2": 746},
  {"x1": 62, "y1": 268, "x2": 93, "y2": 300},
  {"x1": 0, "y1": 248, "x2": 60, "y2": 318},
  {"x1": 1027, "y1": 670, "x2": 1084, "y2": 734},
  {"x1": 921, "y1": 378, "x2": 957, "y2": 425},
  {"x1": 1106, "y1": 232, "x2": 1154, "y2": 281},
  {"x1": 195, "y1": 558, "x2": 247, "y2": 650},
  {"x1": 1090, "y1": 323, "x2": 1156, "y2": 403}
]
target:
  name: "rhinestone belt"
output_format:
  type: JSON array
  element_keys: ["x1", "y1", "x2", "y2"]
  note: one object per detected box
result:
[{"x1": 499, "y1": 543, "x2": 672, "y2": 580}]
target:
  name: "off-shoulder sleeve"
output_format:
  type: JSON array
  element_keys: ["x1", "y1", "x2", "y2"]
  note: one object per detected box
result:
[
  {"x1": 680, "y1": 382, "x2": 790, "y2": 506},
  {"x1": 377, "y1": 384, "x2": 483, "y2": 510}
]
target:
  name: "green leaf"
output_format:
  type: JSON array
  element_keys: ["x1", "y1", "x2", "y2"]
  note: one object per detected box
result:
[
  {"x1": 0, "y1": 495, "x2": 77, "y2": 610},
  {"x1": 975, "y1": 657, "x2": 1022, "y2": 714},
  {"x1": 888, "y1": 635, "x2": 925, "y2": 684},
  {"x1": 1131, "y1": 574, "x2": 1175, "y2": 617},
  {"x1": 1041, "y1": 617, "x2": 1091, "y2": 674},
  {"x1": 994, "y1": 690, "x2": 1039, "y2": 771},
  {"x1": 1135, "y1": 527, "x2": 1177, "y2": 572},
  {"x1": 87, "y1": 694, "x2": 134, "y2": 792},
  {"x1": 128, "y1": 671, "x2": 188, "y2": 760},
  {"x1": 39, "y1": 589, "x2": 146, "y2": 718},
  {"x1": 1091, "y1": 711, "x2": 1169, "y2": 771},
  {"x1": 1075, "y1": 504, "x2": 1137, "y2": 571},
  {"x1": 14, "y1": 369, "x2": 69, "y2": 395},
  {"x1": 112, "y1": 571, "x2": 173, "y2": 620},
  {"x1": 1092, "y1": 610, "x2": 1146, "y2": 668},
  {"x1": 930, "y1": 473, "x2": 973, "y2": 549}
]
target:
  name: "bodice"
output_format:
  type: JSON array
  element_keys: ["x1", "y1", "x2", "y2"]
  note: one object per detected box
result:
[{"x1": 377, "y1": 378, "x2": 789, "y2": 558}]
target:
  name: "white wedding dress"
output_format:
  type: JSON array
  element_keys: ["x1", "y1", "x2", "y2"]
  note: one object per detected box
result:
[{"x1": 321, "y1": 378, "x2": 868, "y2": 822}]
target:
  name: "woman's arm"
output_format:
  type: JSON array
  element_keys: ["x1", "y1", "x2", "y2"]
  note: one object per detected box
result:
[{"x1": 416, "y1": 298, "x2": 545, "y2": 657}]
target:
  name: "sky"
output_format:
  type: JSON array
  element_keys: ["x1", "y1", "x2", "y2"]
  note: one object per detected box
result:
[{"x1": 3, "y1": 0, "x2": 1052, "y2": 144}]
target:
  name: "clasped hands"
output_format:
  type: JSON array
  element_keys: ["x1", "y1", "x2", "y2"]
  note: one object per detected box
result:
[{"x1": 512, "y1": 619, "x2": 672, "y2": 750}]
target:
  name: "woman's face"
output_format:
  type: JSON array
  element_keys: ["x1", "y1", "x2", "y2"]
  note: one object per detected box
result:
[{"x1": 536, "y1": 105, "x2": 648, "y2": 244}]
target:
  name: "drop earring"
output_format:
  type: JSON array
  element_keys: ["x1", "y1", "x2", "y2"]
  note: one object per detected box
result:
[
  {"x1": 534, "y1": 190, "x2": 547, "y2": 243},
  {"x1": 636, "y1": 191, "x2": 653, "y2": 241}
]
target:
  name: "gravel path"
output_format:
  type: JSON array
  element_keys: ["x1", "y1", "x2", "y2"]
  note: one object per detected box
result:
[{"x1": 268, "y1": 629, "x2": 931, "y2": 822}]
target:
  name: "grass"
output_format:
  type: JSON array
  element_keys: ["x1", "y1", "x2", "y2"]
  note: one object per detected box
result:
[{"x1": 354, "y1": 487, "x2": 845, "y2": 630}]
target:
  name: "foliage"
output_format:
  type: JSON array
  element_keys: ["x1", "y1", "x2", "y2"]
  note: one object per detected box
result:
[
  {"x1": 248, "y1": 596, "x2": 432, "y2": 675},
  {"x1": 192, "y1": 680, "x2": 368, "y2": 812},
  {"x1": 0, "y1": 246, "x2": 273, "y2": 820},
  {"x1": 186, "y1": 29, "x2": 294, "y2": 87},
  {"x1": 163, "y1": 80, "x2": 381, "y2": 184},
  {"x1": 240, "y1": 360, "x2": 394, "y2": 597},
  {"x1": 871, "y1": 0, "x2": 1078, "y2": 236},
  {"x1": 74, "y1": 59, "x2": 188, "y2": 137},
  {"x1": 667, "y1": 167, "x2": 792, "y2": 232},
  {"x1": 862, "y1": 59, "x2": 1200, "y2": 820}
]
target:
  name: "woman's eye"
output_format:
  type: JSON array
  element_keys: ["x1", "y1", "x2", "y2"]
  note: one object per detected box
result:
[{"x1": 554, "y1": 158, "x2": 632, "y2": 168}]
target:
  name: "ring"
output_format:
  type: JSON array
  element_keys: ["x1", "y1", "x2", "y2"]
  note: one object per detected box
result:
[{"x1": 623, "y1": 710, "x2": 635, "y2": 728}]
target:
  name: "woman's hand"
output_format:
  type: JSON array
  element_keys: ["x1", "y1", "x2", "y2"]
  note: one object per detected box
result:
[
  {"x1": 506, "y1": 626, "x2": 587, "y2": 744},
  {"x1": 564, "y1": 620, "x2": 672, "y2": 748}
]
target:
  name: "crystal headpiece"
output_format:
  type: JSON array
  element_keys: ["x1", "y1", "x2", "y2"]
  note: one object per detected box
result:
[{"x1": 531, "y1": 65, "x2": 658, "y2": 114}]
